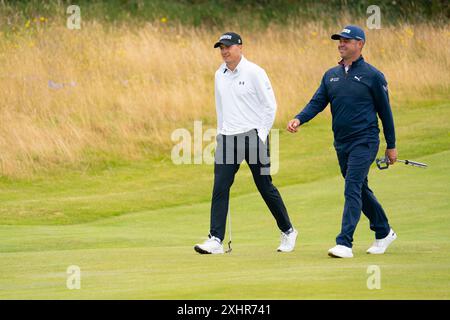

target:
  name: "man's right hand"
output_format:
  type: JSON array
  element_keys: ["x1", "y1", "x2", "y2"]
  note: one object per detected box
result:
[{"x1": 287, "y1": 119, "x2": 301, "y2": 133}]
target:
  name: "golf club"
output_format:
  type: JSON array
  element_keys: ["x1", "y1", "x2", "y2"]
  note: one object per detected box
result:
[
  {"x1": 376, "y1": 156, "x2": 428, "y2": 170},
  {"x1": 225, "y1": 207, "x2": 232, "y2": 253}
]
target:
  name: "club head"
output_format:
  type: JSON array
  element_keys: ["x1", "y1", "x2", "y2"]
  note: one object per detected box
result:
[
  {"x1": 225, "y1": 241, "x2": 232, "y2": 253},
  {"x1": 376, "y1": 157, "x2": 389, "y2": 170}
]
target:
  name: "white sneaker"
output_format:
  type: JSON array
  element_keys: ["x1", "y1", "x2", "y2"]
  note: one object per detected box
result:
[
  {"x1": 367, "y1": 229, "x2": 397, "y2": 254},
  {"x1": 328, "y1": 245, "x2": 354, "y2": 258},
  {"x1": 277, "y1": 229, "x2": 298, "y2": 252},
  {"x1": 194, "y1": 236, "x2": 224, "y2": 254}
]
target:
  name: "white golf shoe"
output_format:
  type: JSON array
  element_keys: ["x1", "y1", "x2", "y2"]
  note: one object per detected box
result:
[
  {"x1": 367, "y1": 229, "x2": 397, "y2": 254},
  {"x1": 328, "y1": 245, "x2": 354, "y2": 258},
  {"x1": 277, "y1": 229, "x2": 298, "y2": 252},
  {"x1": 194, "y1": 236, "x2": 224, "y2": 254}
]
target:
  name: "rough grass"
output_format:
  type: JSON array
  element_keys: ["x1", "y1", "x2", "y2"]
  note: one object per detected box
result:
[{"x1": 0, "y1": 21, "x2": 449, "y2": 177}]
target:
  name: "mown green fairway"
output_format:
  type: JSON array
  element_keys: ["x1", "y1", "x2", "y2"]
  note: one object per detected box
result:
[{"x1": 0, "y1": 101, "x2": 449, "y2": 299}]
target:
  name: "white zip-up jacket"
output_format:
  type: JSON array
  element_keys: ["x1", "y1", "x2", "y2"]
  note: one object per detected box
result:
[{"x1": 215, "y1": 56, "x2": 277, "y2": 143}]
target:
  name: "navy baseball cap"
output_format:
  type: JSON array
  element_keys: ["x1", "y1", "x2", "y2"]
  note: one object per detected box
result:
[
  {"x1": 331, "y1": 25, "x2": 365, "y2": 42},
  {"x1": 214, "y1": 32, "x2": 242, "y2": 48}
]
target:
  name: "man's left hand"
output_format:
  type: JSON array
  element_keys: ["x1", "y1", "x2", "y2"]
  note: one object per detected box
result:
[{"x1": 385, "y1": 148, "x2": 398, "y2": 165}]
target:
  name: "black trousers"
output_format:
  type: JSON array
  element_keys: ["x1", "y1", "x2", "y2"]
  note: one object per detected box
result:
[{"x1": 209, "y1": 130, "x2": 293, "y2": 241}]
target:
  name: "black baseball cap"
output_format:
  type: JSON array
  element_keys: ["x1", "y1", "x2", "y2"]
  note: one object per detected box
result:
[{"x1": 214, "y1": 32, "x2": 242, "y2": 48}]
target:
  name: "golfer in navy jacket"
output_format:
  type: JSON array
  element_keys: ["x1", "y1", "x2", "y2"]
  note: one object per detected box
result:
[{"x1": 287, "y1": 25, "x2": 398, "y2": 258}]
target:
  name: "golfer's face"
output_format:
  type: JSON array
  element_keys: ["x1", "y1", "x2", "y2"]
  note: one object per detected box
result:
[
  {"x1": 338, "y1": 38, "x2": 363, "y2": 58},
  {"x1": 220, "y1": 44, "x2": 242, "y2": 64}
]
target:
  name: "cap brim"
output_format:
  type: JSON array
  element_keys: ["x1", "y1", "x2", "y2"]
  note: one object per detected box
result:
[
  {"x1": 213, "y1": 40, "x2": 234, "y2": 48},
  {"x1": 331, "y1": 33, "x2": 353, "y2": 40}
]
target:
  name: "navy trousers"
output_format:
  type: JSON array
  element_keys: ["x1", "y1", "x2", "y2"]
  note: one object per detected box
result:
[
  {"x1": 335, "y1": 140, "x2": 391, "y2": 248},
  {"x1": 209, "y1": 130, "x2": 292, "y2": 241}
]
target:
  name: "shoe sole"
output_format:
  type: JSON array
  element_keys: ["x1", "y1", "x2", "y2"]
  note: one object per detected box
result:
[
  {"x1": 328, "y1": 251, "x2": 342, "y2": 258},
  {"x1": 194, "y1": 245, "x2": 224, "y2": 255},
  {"x1": 328, "y1": 251, "x2": 353, "y2": 258},
  {"x1": 194, "y1": 245, "x2": 211, "y2": 254},
  {"x1": 277, "y1": 249, "x2": 294, "y2": 252}
]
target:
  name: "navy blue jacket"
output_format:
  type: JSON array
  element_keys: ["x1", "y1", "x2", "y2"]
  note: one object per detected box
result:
[{"x1": 295, "y1": 56, "x2": 396, "y2": 149}]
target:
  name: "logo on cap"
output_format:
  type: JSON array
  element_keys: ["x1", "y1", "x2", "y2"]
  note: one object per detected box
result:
[
  {"x1": 214, "y1": 32, "x2": 243, "y2": 48},
  {"x1": 331, "y1": 25, "x2": 366, "y2": 42}
]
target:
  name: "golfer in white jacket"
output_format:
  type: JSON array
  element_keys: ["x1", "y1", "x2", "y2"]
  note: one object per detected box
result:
[{"x1": 194, "y1": 32, "x2": 298, "y2": 254}]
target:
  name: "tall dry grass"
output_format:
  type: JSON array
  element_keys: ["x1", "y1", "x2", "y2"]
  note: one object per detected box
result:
[{"x1": 0, "y1": 20, "x2": 449, "y2": 177}]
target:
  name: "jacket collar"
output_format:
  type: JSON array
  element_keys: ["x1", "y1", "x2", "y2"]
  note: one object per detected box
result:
[
  {"x1": 338, "y1": 55, "x2": 364, "y2": 68},
  {"x1": 223, "y1": 55, "x2": 247, "y2": 73}
]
